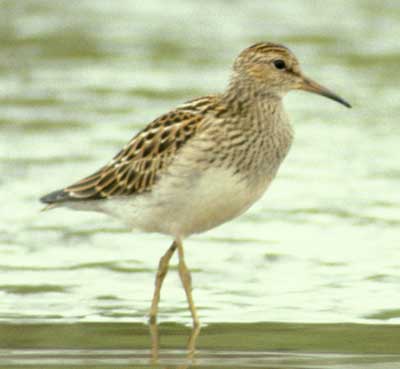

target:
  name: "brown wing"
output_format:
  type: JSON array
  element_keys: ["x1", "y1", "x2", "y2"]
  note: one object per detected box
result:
[{"x1": 40, "y1": 107, "x2": 204, "y2": 204}]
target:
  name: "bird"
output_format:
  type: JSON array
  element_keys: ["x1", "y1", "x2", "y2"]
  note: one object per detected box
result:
[{"x1": 40, "y1": 42, "x2": 351, "y2": 333}]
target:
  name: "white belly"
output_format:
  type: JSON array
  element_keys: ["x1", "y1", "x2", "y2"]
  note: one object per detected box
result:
[
  {"x1": 159, "y1": 167, "x2": 273, "y2": 236},
  {"x1": 100, "y1": 167, "x2": 273, "y2": 238}
]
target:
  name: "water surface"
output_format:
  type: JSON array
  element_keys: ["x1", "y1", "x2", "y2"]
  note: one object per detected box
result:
[
  {"x1": 0, "y1": 1, "x2": 399, "y2": 365},
  {"x1": 1, "y1": 322, "x2": 400, "y2": 368}
]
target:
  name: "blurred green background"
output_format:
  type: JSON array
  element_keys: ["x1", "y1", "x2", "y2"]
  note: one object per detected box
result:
[{"x1": 0, "y1": 0, "x2": 399, "y2": 367}]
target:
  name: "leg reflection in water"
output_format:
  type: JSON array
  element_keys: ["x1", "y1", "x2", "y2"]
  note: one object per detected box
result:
[{"x1": 150, "y1": 323, "x2": 201, "y2": 363}]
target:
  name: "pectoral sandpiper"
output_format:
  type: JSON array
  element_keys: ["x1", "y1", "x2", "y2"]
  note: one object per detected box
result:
[{"x1": 40, "y1": 42, "x2": 350, "y2": 334}]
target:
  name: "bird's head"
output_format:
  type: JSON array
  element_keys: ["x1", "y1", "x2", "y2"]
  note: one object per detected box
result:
[{"x1": 233, "y1": 42, "x2": 351, "y2": 108}]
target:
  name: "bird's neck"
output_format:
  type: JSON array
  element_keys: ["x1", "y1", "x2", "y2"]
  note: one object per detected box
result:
[{"x1": 222, "y1": 75, "x2": 285, "y2": 127}]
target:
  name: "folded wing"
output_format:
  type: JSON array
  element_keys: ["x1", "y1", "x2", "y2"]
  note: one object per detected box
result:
[{"x1": 40, "y1": 106, "x2": 205, "y2": 204}]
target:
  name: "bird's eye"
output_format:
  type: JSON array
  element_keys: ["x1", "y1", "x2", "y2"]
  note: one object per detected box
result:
[{"x1": 273, "y1": 60, "x2": 286, "y2": 70}]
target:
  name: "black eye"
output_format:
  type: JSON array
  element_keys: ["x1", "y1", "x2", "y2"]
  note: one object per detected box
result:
[{"x1": 273, "y1": 59, "x2": 286, "y2": 70}]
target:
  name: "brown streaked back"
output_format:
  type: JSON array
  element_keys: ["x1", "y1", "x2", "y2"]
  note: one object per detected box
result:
[{"x1": 40, "y1": 101, "x2": 211, "y2": 204}]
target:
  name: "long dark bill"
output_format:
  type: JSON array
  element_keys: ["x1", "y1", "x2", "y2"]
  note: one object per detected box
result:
[{"x1": 300, "y1": 76, "x2": 351, "y2": 108}]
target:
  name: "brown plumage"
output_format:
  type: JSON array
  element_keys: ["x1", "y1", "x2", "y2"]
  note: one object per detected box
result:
[
  {"x1": 41, "y1": 104, "x2": 205, "y2": 202},
  {"x1": 40, "y1": 42, "x2": 350, "y2": 344}
]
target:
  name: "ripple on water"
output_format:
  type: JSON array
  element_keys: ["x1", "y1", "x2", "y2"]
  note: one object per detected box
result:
[
  {"x1": 0, "y1": 0, "x2": 399, "y2": 326},
  {"x1": 364, "y1": 309, "x2": 400, "y2": 321},
  {"x1": 0, "y1": 284, "x2": 68, "y2": 295}
]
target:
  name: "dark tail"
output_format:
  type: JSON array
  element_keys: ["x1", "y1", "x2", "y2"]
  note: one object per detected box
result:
[{"x1": 40, "y1": 189, "x2": 71, "y2": 204}]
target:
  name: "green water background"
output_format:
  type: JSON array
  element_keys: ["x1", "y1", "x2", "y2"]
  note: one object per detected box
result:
[{"x1": 0, "y1": 0, "x2": 400, "y2": 367}]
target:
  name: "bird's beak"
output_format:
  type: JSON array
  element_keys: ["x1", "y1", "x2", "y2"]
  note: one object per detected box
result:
[{"x1": 298, "y1": 75, "x2": 351, "y2": 108}]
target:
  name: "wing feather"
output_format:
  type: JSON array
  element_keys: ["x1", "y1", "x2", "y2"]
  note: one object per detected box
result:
[{"x1": 40, "y1": 101, "x2": 210, "y2": 204}]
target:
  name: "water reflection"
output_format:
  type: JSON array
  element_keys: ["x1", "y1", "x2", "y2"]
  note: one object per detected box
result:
[
  {"x1": 1, "y1": 322, "x2": 400, "y2": 368},
  {"x1": 2, "y1": 347, "x2": 400, "y2": 369},
  {"x1": 1, "y1": 0, "x2": 400, "y2": 334},
  {"x1": 150, "y1": 321, "x2": 201, "y2": 363}
]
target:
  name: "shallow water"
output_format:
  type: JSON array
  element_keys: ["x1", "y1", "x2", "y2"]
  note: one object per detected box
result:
[
  {"x1": 0, "y1": 0, "x2": 400, "y2": 361},
  {"x1": 2, "y1": 350, "x2": 400, "y2": 369},
  {"x1": 1, "y1": 322, "x2": 400, "y2": 368}
]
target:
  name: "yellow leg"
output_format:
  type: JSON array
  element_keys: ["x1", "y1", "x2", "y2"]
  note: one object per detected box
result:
[
  {"x1": 149, "y1": 321, "x2": 159, "y2": 363},
  {"x1": 149, "y1": 241, "x2": 177, "y2": 361},
  {"x1": 149, "y1": 239, "x2": 200, "y2": 358},
  {"x1": 176, "y1": 239, "x2": 201, "y2": 353},
  {"x1": 149, "y1": 241, "x2": 177, "y2": 324}
]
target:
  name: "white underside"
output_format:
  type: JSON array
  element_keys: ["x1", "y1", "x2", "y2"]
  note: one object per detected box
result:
[{"x1": 94, "y1": 166, "x2": 273, "y2": 239}]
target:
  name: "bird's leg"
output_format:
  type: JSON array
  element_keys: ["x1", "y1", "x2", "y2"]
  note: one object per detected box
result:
[
  {"x1": 176, "y1": 240, "x2": 200, "y2": 353},
  {"x1": 149, "y1": 322, "x2": 159, "y2": 363},
  {"x1": 149, "y1": 241, "x2": 177, "y2": 361},
  {"x1": 149, "y1": 241, "x2": 178, "y2": 323},
  {"x1": 187, "y1": 323, "x2": 201, "y2": 360}
]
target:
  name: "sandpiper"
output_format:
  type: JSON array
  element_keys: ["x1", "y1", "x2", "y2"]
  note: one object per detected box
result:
[{"x1": 40, "y1": 42, "x2": 350, "y2": 333}]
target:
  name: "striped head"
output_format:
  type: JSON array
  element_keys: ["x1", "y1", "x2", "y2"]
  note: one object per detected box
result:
[{"x1": 233, "y1": 42, "x2": 351, "y2": 108}]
